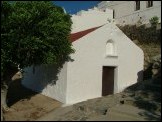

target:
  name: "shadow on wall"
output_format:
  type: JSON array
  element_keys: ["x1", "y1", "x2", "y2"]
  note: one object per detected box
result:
[
  {"x1": 137, "y1": 70, "x2": 144, "y2": 82},
  {"x1": 7, "y1": 57, "x2": 74, "y2": 107},
  {"x1": 125, "y1": 70, "x2": 144, "y2": 91}
]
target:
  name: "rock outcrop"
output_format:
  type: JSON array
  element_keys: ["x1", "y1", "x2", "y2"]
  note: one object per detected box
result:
[{"x1": 151, "y1": 55, "x2": 161, "y2": 84}]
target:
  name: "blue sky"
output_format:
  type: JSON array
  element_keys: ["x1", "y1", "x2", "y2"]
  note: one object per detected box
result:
[{"x1": 53, "y1": 1, "x2": 100, "y2": 15}]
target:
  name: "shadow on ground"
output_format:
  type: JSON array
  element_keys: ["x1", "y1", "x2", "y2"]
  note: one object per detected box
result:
[
  {"x1": 4, "y1": 79, "x2": 62, "y2": 121},
  {"x1": 124, "y1": 74, "x2": 161, "y2": 121},
  {"x1": 7, "y1": 79, "x2": 38, "y2": 107}
]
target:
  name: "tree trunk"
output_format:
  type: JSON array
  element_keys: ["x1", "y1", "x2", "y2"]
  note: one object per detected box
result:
[
  {"x1": 1, "y1": 106, "x2": 3, "y2": 121},
  {"x1": 1, "y1": 84, "x2": 8, "y2": 108},
  {"x1": 1, "y1": 84, "x2": 8, "y2": 121},
  {"x1": 1, "y1": 65, "x2": 21, "y2": 121}
]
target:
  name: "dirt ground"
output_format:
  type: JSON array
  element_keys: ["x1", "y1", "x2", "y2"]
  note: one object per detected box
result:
[{"x1": 3, "y1": 80, "x2": 62, "y2": 121}]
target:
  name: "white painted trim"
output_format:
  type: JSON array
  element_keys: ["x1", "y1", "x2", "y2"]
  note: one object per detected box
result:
[
  {"x1": 114, "y1": 66, "x2": 118, "y2": 94},
  {"x1": 105, "y1": 54, "x2": 118, "y2": 58}
]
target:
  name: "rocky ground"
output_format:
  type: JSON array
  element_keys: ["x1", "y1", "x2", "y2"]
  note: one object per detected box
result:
[
  {"x1": 3, "y1": 76, "x2": 161, "y2": 121},
  {"x1": 36, "y1": 79, "x2": 161, "y2": 121}
]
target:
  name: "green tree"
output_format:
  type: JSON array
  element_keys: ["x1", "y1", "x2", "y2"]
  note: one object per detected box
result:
[
  {"x1": 1, "y1": 1, "x2": 74, "y2": 117},
  {"x1": 149, "y1": 16, "x2": 159, "y2": 27}
]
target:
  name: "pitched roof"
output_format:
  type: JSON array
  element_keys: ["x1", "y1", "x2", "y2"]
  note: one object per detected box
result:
[{"x1": 70, "y1": 25, "x2": 103, "y2": 42}]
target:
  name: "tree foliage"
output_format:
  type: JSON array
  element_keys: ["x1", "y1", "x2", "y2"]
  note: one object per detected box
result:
[
  {"x1": 1, "y1": 1, "x2": 74, "y2": 79},
  {"x1": 149, "y1": 16, "x2": 159, "y2": 27}
]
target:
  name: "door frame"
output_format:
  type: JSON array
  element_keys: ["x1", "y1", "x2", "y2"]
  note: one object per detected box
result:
[{"x1": 101, "y1": 65, "x2": 118, "y2": 96}]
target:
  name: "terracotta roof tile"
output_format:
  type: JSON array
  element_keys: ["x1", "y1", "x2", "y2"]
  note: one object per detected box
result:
[{"x1": 70, "y1": 25, "x2": 103, "y2": 42}]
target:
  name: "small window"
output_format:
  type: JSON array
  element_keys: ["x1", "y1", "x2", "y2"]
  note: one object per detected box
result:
[
  {"x1": 135, "y1": 1, "x2": 140, "y2": 11},
  {"x1": 106, "y1": 40, "x2": 116, "y2": 56},
  {"x1": 146, "y1": 1, "x2": 153, "y2": 8},
  {"x1": 106, "y1": 42, "x2": 114, "y2": 55}
]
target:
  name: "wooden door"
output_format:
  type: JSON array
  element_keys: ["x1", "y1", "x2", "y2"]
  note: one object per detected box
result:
[{"x1": 102, "y1": 66, "x2": 115, "y2": 96}]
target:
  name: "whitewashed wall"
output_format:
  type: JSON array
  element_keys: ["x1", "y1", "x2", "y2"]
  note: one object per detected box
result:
[
  {"x1": 71, "y1": 8, "x2": 113, "y2": 33},
  {"x1": 22, "y1": 8, "x2": 144, "y2": 105},
  {"x1": 97, "y1": 1, "x2": 161, "y2": 25},
  {"x1": 22, "y1": 63, "x2": 68, "y2": 103},
  {"x1": 66, "y1": 23, "x2": 144, "y2": 104}
]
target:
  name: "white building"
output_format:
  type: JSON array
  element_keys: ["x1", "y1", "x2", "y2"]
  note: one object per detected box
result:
[
  {"x1": 22, "y1": 8, "x2": 144, "y2": 105},
  {"x1": 97, "y1": 1, "x2": 161, "y2": 26}
]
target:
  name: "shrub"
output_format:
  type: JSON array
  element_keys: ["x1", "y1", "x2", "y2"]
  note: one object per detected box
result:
[
  {"x1": 118, "y1": 24, "x2": 161, "y2": 44},
  {"x1": 149, "y1": 16, "x2": 159, "y2": 27}
]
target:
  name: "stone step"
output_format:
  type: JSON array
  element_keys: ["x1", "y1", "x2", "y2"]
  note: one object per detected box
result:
[
  {"x1": 87, "y1": 112, "x2": 145, "y2": 121},
  {"x1": 107, "y1": 111, "x2": 146, "y2": 121},
  {"x1": 106, "y1": 104, "x2": 147, "y2": 121},
  {"x1": 87, "y1": 104, "x2": 147, "y2": 121},
  {"x1": 108, "y1": 104, "x2": 145, "y2": 116}
]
